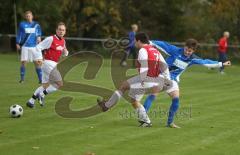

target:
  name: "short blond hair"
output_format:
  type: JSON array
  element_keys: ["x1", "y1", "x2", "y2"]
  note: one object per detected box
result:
[
  {"x1": 131, "y1": 24, "x2": 138, "y2": 30},
  {"x1": 25, "y1": 10, "x2": 33, "y2": 15},
  {"x1": 223, "y1": 31, "x2": 230, "y2": 37}
]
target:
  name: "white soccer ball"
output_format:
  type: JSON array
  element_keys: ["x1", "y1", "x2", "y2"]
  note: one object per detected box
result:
[{"x1": 9, "y1": 104, "x2": 23, "y2": 118}]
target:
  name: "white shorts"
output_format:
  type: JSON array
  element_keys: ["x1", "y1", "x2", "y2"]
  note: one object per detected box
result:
[
  {"x1": 163, "y1": 80, "x2": 179, "y2": 93},
  {"x1": 127, "y1": 75, "x2": 171, "y2": 101},
  {"x1": 21, "y1": 47, "x2": 43, "y2": 62},
  {"x1": 42, "y1": 60, "x2": 62, "y2": 83}
]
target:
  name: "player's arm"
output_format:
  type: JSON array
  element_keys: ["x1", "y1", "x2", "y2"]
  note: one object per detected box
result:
[
  {"x1": 36, "y1": 36, "x2": 53, "y2": 51},
  {"x1": 138, "y1": 48, "x2": 148, "y2": 84},
  {"x1": 159, "y1": 54, "x2": 171, "y2": 80},
  {"x1": 62, "y1": 40, "x2": 69, "y2": 57},
  {"x1": 16, "y1": 23, "x2": 23, "y2": 50},
  {"x1": 150, "y1": 40, "x2": 181, "y2": 56},
  {"x1": 190, "y1": 58, "x2": 231, "y2": 68},
  {"x1": 36, "y1": 23, "x2": 42, "y2": 44}
]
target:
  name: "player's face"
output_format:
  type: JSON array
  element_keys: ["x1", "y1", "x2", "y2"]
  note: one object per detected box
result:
[
  {"x1": 56, "y1": 25, "x2": 66, "y2": 38},
  {"x1": 184, "y1": 47, "x2": 195, "y2": 57},
  {"x1": 25, "y1": 13, "x2": 33, "y2": 22}
]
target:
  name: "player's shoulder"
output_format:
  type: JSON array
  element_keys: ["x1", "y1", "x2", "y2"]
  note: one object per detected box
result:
[{"x1": 19, "y1": 21, "x2": 26, "y2": 26}]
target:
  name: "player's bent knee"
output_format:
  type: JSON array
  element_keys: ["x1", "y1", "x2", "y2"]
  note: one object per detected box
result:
[{"x1": 119, "y1": 81, "x2": 129, "y2": 92}]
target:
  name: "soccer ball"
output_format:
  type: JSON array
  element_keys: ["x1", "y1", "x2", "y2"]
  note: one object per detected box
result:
[{"x1": 9, "y1": 104, "x2": 23, "y2": 118}]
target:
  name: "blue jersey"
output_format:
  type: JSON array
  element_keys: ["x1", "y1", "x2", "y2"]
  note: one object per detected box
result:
[
  {"x1": 16, "y1": 21, "x2": 42, "y2": 47},
  {"x1": 151, "y1": 40, "x2": 222, "y2": 82},
  {"x1": 127, "y1": 31, "x2": 136, "y2": 50}
]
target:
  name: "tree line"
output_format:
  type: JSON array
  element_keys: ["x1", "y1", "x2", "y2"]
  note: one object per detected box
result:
[{"x1": 1, "y1": 0, "x2": 240, "y2": 44}]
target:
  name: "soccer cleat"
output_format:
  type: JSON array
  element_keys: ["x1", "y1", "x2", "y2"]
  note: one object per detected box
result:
[
  {"x1": 26, "y1": 101, "x2": 34, "y2": 108},
  {"x1": 97, "y1": 99, "x2": 108, "y2": 112},
  {"x1": 167, "y1": 123, "x2": 181, "y2": 128},
  {"x1": 138, "y1": 120, "x2": 152, "y2": 127},
  {"x1": 38, "y1": 95, "x2": 45, "y2": 107},
  {"x1": 19, "y1": 80, "x2": 24, "y2": 83}
]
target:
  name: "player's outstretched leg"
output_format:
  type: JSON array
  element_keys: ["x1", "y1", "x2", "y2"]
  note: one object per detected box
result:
[
  {"x1": 98, "y1": 90, "x2": 123, "y2": 112},
  {"x1": 143, "y1": 94, "x2": 156, "y2": 112}
]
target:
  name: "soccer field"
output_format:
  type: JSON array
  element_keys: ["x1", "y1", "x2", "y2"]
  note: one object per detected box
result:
[{"x1": 0, "y1": 54, "x2": 240, "y2": 155}]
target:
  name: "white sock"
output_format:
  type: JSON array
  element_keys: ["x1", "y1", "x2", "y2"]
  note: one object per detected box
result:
[
  {"x1": 105, "y1": 90, "x2": 123, "y2": 108},
  {"x1": 46, "y1": 85, "x2": 58, "y2": 94},
  {"x1": 40, "y1": 85, "x2": 58, "y2": 97},
  {"x1": 28, "y1": 86, "x2": 44, "y2": 104},
  {"x1": 136, "y1": 104, "x2": 151, "y2": 123},
  {"x1": 34, "y1": 86, "x2": 44, "y2": 96}
]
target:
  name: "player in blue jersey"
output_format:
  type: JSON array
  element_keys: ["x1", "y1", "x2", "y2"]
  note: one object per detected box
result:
[
  {"x1": 16, "y1": 10, "x2": 42, "y2": 83},
  {"x1": 143, "y1": 39, "x2": 231, "y2": 128}
]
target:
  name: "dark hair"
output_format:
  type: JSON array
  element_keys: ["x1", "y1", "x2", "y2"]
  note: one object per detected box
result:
[
  {"x1": 135, "y1": 32, "x2": 150, "y2": 44},
  {"x1": 57, "y1": 22, "x2": 66, "y2": 29},
  {"x1": 185, "y1": 38, "x2": 198, "y2": 51}
]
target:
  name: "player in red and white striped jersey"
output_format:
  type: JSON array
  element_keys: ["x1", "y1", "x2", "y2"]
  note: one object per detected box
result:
[
  {"x1": 26, "y1": 22, "x2": 69, "y2": 108},
  {"x1": 98, "y1": 32, "x2": 171, "y2": 127}
]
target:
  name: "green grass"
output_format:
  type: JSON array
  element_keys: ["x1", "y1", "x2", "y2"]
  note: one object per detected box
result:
[{"x1": 0, "y1": 54, "x2": 240, "y2": 155}]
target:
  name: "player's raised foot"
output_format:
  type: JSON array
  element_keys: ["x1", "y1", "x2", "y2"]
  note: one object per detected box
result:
[
  {"x1": 97, "y1": 98, "x2": 108, "y2": 112},
  {"x1": 26, "y1": 101, "x2": 34, "y2": 108},
  {"x1": 138, "y1": 120, "x2": 152, "y2": 127},
  {"x1": 167, "y1": 123, "x2": 181, "y2": 128}
]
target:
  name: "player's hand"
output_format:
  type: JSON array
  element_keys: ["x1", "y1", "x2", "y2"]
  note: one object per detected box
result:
[
  {"x1": 223, "y1": 61, "x2": 231, "y2": 66},
  {"x1": 16, "y1": 44, "x2": 21, "y2": 51},
  {"x1": 37, "y1": 37, "x2": 41, "y2": 44}
]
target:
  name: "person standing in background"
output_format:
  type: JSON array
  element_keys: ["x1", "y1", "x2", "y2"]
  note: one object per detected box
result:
[
  {"x1": 16, "y1": 10, "x2": 42, "y2": 83},
  {"x1": 218, "y1": 31, "x2": 230, "y2": 74},
  {"x1": 120, "y1": 24, "x2": 138, "y2": 67}
]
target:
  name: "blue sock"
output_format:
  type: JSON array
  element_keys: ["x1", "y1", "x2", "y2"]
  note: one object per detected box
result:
[
  {"x1": 20, "y1": 65, "x2": 25, "y2": 81},
  {"x1": 35, "y1": 67, "x2": 42, "y2": 83},
  {"x1": 167, "y1": 98, "x2": 180, "y2": 125},
  {"x1": 143, "y1": 94, "x2": 156, "y2": 112}
]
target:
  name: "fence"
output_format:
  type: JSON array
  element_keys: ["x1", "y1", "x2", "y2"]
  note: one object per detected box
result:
[{"x1": 0, "y1": 34, "x2": 239, "y2": 60}]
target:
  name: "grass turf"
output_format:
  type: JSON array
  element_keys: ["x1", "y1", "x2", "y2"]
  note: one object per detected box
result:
[{"x1": 0, "y1": 54, "x2": 240, "y2": 155}]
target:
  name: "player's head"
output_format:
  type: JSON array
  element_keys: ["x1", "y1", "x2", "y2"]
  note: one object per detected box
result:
[
  {"x1": 24, "y1": 10, "x2": 33, "y2": 22},
  {"x1": 135, "y1": 32, "x2": 150, "y2": 48},
  {"x1": 56, "y1": 22, "x2": 66, "y2": 38},
  {"x1": 184, "y1": 38, "x2": 198, "y2": 57},
  {"x1": 131, "y1": 24, "x2": 138, "y2": 32},
  {"x1": 223, "y1": 31, "x2": 230, "y2": 38}
]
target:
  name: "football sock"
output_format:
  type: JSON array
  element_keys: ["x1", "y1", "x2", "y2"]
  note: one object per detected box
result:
[
  {"x1": 35, "y1": 67, "x2": 42, "y2": 83},
  {"x1": 167, "y1": 97, "x2": 180, "y2": 125},
  {"x1": 20, "y1": 65, "x2": 25, "y2": 81},
  {"x1": 105, "y1": 90, "x2": 123, "y2": 108},
  {"x1": 143, "y1": 94, "x2": 156, "y2": 112},
  {"x1": 28, "y1": 86, "x2": 44, "y2": 104},
  {"x1": 33, "y1": 86, "x2": 44, "y2": 96},
  {"x1": 136, "y1": 104, "x2": 151, "y2": 123}
]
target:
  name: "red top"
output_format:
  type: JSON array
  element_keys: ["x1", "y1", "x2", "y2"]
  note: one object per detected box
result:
[
  {"x1": 44, "y1": 35, "x2": 65, "y2": 62},
  {"x1": 137, "y1": 45, "x2": 162, "y2": 77},
  {"x1": 218, "y1": 37, "x2": 228, "y2": 53}
]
